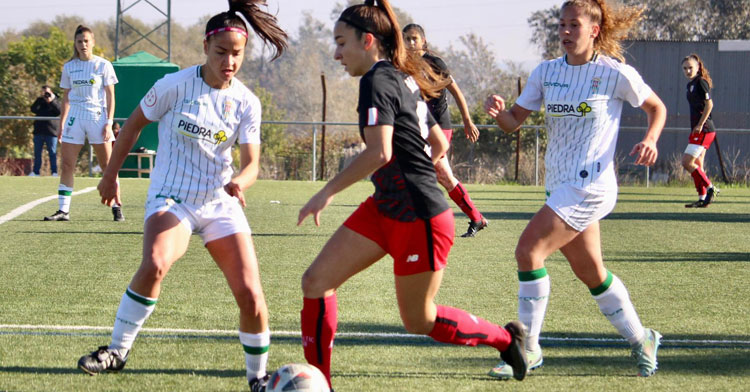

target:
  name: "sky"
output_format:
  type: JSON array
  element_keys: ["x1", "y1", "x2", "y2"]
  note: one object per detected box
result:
[{"x1": 2, "y1": 0, "x2": 560, "y2": 69}]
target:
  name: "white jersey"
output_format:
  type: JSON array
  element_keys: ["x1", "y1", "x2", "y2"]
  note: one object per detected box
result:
[
  {"x1": 517, "y1": 53, "x2": 652, "y2": 192},
  {"x1": 140, "y1": 65, "x2": 262, "y2": 205},
  {"x1": 60, "y1": 55, "x2": 118, "y2": 121}
]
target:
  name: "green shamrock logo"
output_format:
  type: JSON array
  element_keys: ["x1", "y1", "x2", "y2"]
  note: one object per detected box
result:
[
  {"x1": 213, "y1": 130, "x2": 227, "y2": 145},
  {"x1": 577, "y1": 102, "x2": 592, "y2": 116},
  {"x1": 90, "y1": 78, "x2": 96, "y2": 85}
]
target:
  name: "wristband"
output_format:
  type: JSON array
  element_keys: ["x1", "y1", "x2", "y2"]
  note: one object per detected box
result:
[{"x1": 106, "y1": 119, "x2": 114, "y2": 126}]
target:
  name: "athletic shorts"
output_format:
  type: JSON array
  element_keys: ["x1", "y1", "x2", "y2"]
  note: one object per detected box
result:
[
  {"x1": 144, "y1": 195, "x2": 251, "y2": 245},
  {"x1": 685, "y1": 131, "x2": 716, "y2": 157},
  {"x1": 546, "y1": 183, "x2": 617, "y2": 232},
  {"x1": 61, "y1": 115, "x2": 111, "y2": 145},
  {"x1": 442, "y1": 129, "x2": 453, "y2": 144},
  {"x1": 343, "y1": 197, "x2": 454, "y2": 276}
]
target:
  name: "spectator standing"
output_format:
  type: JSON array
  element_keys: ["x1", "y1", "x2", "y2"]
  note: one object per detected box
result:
[{"x1": 29, "y1": 85, "x2": 61, "y2": 176}]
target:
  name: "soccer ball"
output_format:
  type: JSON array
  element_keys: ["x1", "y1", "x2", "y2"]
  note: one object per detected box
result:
[{"x1": 267, "y1": 363, "x2": 329, "y2": 392}]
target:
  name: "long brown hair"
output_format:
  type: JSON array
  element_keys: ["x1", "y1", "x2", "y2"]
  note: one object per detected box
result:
[
  {"x1": 561, "y1": 0, "x2": 643, "y2": 62},
  {"x1": 338, "y1": 0, "x2": 449, "y2": 98},
  {"x1": 682, "y1": 53, "x2": 713, "y2": 89},
  {"x1": 71, "y1": 25, "x2": 93, "y2": 60},
  {"x1": 205, "y1": 0, "x2": 288, "y2": 60}
]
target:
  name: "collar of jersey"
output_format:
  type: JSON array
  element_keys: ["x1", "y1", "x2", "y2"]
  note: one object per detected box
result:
[{"x1": 563, "y1": 51, "x2": 599, "y2": 66}]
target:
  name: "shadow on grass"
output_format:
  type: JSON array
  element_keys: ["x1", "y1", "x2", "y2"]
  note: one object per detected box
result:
[
  {"x1": 607, "y1": 251, "x2": 749, "y2": 262},
  {"x1": 605, "y1": 212, "x2": 750, "y2": 223},
  {"x1": 0, "y1": 366, "x2": 245, "y2": 378}
]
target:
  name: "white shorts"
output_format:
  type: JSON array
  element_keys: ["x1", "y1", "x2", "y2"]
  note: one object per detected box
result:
[
  {"x1": 61, "y1": 115, "x2": 110, "y2": 144},
  {"x1": 684, "y1": 144, "x2": 706, "y2": 158},
  {"x1": 546, "y1": 183, "x2": 617, "y2": 232},
  {"x1": 144, "y1": 196, "x2": 251, "y2": 245}
]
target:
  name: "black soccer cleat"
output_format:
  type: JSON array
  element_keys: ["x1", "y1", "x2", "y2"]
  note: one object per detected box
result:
[
  {"x1": 112, "y1": 206, "x2": 125, "y2": 221},
  {"x1": 44, "y1": 210, "x2": 70, "y2": 221},
  {"x1": 249, "y1": 373, "x2": 270, "y2": 392},
  {"x1": 78, "y1": 346, "x2": 128, "y2": 375},
  {"x1": 703, "y1": 186, "x2": 717, "y2": 206},
  {"x1": 499, "y1": 321, "x2": 528, "y2": 381},
  {"x1": 461, "y1": 217, "x2": 488, "y2": 237},
  {"x1": 684, "y1": 200, "x2": 705, "y2": 208}
]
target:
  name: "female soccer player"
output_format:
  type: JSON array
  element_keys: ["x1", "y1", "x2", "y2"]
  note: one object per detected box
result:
[
  {"x1": 76, "y1": 2, "x2": 287, "y2": 390},
  {"x1": 484, "y1": 0, "x2": 666, "y2": 379},
  {"x1": 681, "y1": 53, "x2": 718, "y2": 208},
  {"x1": 44, "y1": 25, "x2": 123, "y2": 222},
  {"x1": 297, "y1": 1, "x2": 528, "y2": 388},
  {"x1": 402, "y1": 23, "x2": 488, "y2": 237}
]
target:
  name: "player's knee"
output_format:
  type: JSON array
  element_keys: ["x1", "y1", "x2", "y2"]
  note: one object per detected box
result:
[
  {"x1": 301, "y1": 269, "x2": 329, "y2": 298},
  {"x1": 514, "y1": 242, "x2": 535, "y2": 267},
  {"x1": 681, "y1": 155, "x2": 696, "y2": 171},
  {"x1": 234, "y1": 287, "x2": 266, "y2": 316},
  {"x1": 400, "y1": 313, "x2": 432, "y2": 335}
]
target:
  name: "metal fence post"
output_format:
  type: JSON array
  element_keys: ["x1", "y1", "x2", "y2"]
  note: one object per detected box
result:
[
  {"x1": 89, "y1": 144, "x2": 94, "y2": 177},
  {"x1": 535, "y1": 128, "x2": 539, "y2": 186},
  {"x1": 646, "y1": 166, "x2": 650, "y2": 188},
  {"x1": 312, "y1": 125, "x2": 317, "y2": 181}
]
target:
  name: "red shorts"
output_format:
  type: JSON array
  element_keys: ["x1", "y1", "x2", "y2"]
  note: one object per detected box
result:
[
  {"x1": 343, "y1": 197, "x2": 454, "y2": 276},
  {"x1": 688, "y1": 130, "x2": 715, "y2": 149},
  {"x1": 442, "y1": 129, "x2": 453, "y2": 144}
]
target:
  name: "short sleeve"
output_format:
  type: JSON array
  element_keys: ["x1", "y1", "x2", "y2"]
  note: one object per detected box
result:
[
  {"x1": 140, "y1": 75, "x2": 175, "y2": 122},
  {"x1": 358, "y1": 69, "x2": 398, "y2": 129},
  {"x1": 613, "y1": 64, "x2": 653, "y2": 108},
  {"x1": 428, "y1": 55, "x2": 451, "y2": 78},
  {"x1": 60, "y1": 65, "x2": 71, "y2": 90},
  {"x1": 698, "y1": 78, "x2": 711, "y2": 100},
  {"x1": 515, "y1": 63, "x2": 545, "y2": 111},
  {"x1": 102, "y1": 60, "x2": 119, "y2": 86},
  {"x1": 238, "y1": 93, "x2": 262, "y2": 145}
]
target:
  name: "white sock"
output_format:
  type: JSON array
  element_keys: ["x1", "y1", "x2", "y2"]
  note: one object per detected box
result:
[
  {"x1": 593, "y1": 274, "x2": 645, "y2": 345},
  {"x1": 109, "y1": 288, "x2": 157, "y2": 352},
  {"x1": 518, "y1": 274, "x2": 550, "y2": 352},
  {"x1": 58, "y1": 185, "x2": 73, "y2": 213},
  {"x1": 239, "y1": 329, "x2": 270, "y2": 381}
]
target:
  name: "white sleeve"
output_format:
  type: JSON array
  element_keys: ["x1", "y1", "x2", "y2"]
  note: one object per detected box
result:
[
  {"x1": 515, "y1": 63, "x2": 545, "y2": 111},
  {"x1": 103, "y1": 60, "x2": 119, "y2": 86},
  {"x1": 614, "y1": 64, "x2": 653, "y2": 108},
  {"x1": 238, "y1": 93, "x2": 261, "y2": 145},
  {"x1": 140, "y1": 76, "x2": 174, "y2": 122},
  {"x1": 60, "y1": 65, "x2": 71, "y2": 89}
]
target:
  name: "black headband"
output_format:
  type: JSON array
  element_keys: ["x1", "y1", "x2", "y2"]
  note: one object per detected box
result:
[{"x1": 338, "y1": 15, "x2": 384, "y2": 42}]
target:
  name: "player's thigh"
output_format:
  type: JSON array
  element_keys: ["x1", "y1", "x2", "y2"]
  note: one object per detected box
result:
[
  {"x1": 142, "y1": 211, "x2": 191, "y2": 269},
  {"x1": 516, "y1": 204, "x2": 579, "y2": 269},
  {"x1": 91, "y1": 142, "x2": 112, "y2": 168},
  {"x1": 301, "y1": 225, "x2": 386, "y2": 298},
  {"x1": 60, "y1": 142, "x2": 83, "y2": 167},
  {"x1": 206, "y1": 232, "x2": 262, "y2": 294},
  {"x1": 559, "y1": 221, "x2": 607, "y2": 288}
]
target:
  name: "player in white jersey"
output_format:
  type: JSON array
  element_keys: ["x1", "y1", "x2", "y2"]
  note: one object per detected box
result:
[
  {"x1": 76, "y1": 2, "x2": 288, "y2": 391},
  {"x1": 484, "y1": 0, "x2": 667, "y2": 379},
  {"x1": 44, "y1": 25, "x2": 123, "y2": 222}
]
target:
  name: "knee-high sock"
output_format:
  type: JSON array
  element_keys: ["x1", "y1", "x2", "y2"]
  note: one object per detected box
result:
[
  {"x1": 239, "y1": 329, "x2": 270, "y2": 381},
  {"x1": 301, "y1": 294, "x2": 337, "y2": 388},
  {"x1": 110, "y1": 287, "x2": 157, "y2": 352},
  {"x1": 428, "y1": 305, "x2": 511, "y2": 351},
  {"x1": 690, "y1": 168, "x2": 711, "y2": 196},
  {"x1": 518, "y1": 269, "x2": 550, "y2": 352},
  {"x1": 448, "y1": 183, "x2": 483, "y2": 222},
  {"x1": 592, "y1": 271, "x2": 645, "y2": 345},
  {"x1": 58, "y1": 185, "x2": 73, "y2": 213}
]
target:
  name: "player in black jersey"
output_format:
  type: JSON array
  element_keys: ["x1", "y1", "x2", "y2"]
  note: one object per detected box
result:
[
  {"x1": 681, "y1": 53, "x2": 718, "y2": 208},
  {"x1": 402, "y1": 24, "x2": 488, "y2": 237},
  {"x1": 297, "y1": 1, "x2": 528, "y2": 389}
]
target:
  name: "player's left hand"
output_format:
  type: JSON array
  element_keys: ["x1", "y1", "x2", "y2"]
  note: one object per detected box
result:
[
  {"x1": 224, "y1": 181, "x2": 246, "y2": 207},
  {"x1": 692, "y1": 124, "x2": 704, "y2": 134},
  {"x1": 464, "y1": 121, "x2": 479, "y2": 143},
  {"x1": 629, "y1": 139, "x2": 658, "y2": 166},
  {"x1": 102, "y1": 123, "x2": 114, "y2": 142},
  {"x1": 298, "y1": 190, "x2": 334, "y2": 227}
]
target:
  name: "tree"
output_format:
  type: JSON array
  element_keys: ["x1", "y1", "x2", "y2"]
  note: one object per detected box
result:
[{"x1": 528, "y1": 6, "x2": 562, "y2": 60}]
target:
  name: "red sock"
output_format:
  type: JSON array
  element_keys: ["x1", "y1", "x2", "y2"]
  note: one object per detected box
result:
[
  {"x1": 690, "y1": 168, "x2": 710, "y2": 196},
  {"x1": 448, "y1": 183, "x2": 482, "y2": 222},
  {"x1": 428, "y1": 305, "x2": 511, "y2": 351},
  {"x1": 301, "y1": 294, "x2": 337, "y2": 388}
]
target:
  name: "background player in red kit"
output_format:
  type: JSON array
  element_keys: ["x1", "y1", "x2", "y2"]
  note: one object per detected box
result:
[
  {"x1": 402, "y1": 23, "x2": 488, "y2": 237},
  {"x1": 297, "y1": 0, "x2": 528, "y2": 389},
  {"x1": 681, "y1": 53, "x2": 718, "y2": 208}
]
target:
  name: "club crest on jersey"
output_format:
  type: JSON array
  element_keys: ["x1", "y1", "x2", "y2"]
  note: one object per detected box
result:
[
  {"x1": 173, "y1": 113, "x2": 228, "y2": 145},
  {"x1": 546, "y1": 101, "x2": 594, "y2": 118},
  {"x1": 222, "y1": 99, "x2": 233, "y2": 119},
  {"x1": 590, "y1": 77, "x2": 601, "y2": 94}
]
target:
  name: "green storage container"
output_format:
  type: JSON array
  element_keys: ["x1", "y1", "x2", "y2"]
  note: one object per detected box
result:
[{"x1": 112, "y1": 51, "x2": 179, "y2": 178}]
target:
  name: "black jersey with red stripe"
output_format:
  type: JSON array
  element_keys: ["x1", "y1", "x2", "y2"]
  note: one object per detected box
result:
[
  {"x1": 686, "y1": 77, "x2": 715, "y2": 132},
  {"x1": 422, "y1": 53, "x2": 453, "y2": 130},
  {"x1": 357, "y1": 61, "x2": 448, "y2": 222}
]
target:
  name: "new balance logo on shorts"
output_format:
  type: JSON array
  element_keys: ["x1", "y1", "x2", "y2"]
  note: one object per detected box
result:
[{"x1": 406, "y1": 254, "x2": 419, "y2": 262}]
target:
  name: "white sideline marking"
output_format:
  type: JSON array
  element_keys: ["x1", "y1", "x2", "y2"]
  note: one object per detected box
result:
[
  {"x1": 0, "y1": 186, "x2": 97, "y2": 225},
  {"x1": 1, "y1": 324, "x2": 749, "y2": 346}
]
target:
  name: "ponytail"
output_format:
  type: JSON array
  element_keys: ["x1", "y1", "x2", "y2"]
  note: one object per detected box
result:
[
  {"x1": 71, "y1": 25, "x2": 93, "y2": 60},
  {"x1": 338, "y1": 0, "x2": 449, "y2": 98},
  {"x1": 683, "y1": 53, "x2": 713, "y2": 89},
  {"x1": 561, "y1": 0, "x2": 643, "y2": 62},
  {"x1": 205, "y1": 0, "x2": 288, "y2": 60}
]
